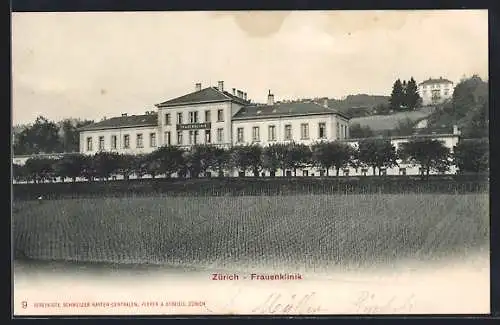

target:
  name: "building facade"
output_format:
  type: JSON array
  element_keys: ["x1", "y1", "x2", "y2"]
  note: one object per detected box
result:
[
  {"x1": 78, "y1": 81, "x2": 350, "y2": 154},
  {"x1": 418, "y1": 77, "x2": 454, "y2": 106},
  {"x1": 12, "y1": 80, "x2": 463, "y2": 179}
]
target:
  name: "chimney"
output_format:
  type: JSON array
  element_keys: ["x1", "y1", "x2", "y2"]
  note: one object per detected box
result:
[
  {"x1": 453, "y1": 125, "x2": 460, "y2": 135},
  {"x1": 323, "y1": 98, "x2": 328, "y2": 108},
  {"x1": 237, "y1": 90, "x2": 243, "y2": 98},
  {"x1": 232, "y1": 88, "x2": 236, "y2": 96},
  {"x1": 218, "y1": 80, "x2": 224, "y2": 92},
  {"x1": 243, "y1": 92, "x2": 247, "y2": 101},
  {"x1": 195, "y1": 83, "x2": 202, "y2": 92},
  {"x1": 267, "y1": 90, "x2": 275, "y2": 106},
  {"x1": 122, "y1": 113, "x2": 127, "y2": 117}
]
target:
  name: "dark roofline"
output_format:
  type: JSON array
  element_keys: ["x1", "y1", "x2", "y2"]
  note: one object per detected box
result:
[
  {"x1": 418, "y1": 78, "x2": 454, "y2": 85},
  {"x1": 155, "y1": 87, "x2": 248, "y2": 108},
  {"x1": 78, "y1": 123, "x2": 158, "y2": 132},
  {"x1": 232, "y1": 110, "x2": 350, "y2": 121}
]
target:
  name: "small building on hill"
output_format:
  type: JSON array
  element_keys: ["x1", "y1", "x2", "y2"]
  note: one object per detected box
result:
[{"x1": 418, "y1": 77, "x2": 454, "y2": 106}]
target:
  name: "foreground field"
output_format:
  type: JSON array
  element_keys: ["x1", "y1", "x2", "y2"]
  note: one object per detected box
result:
[{"x1": 12, "y1": 194, "x2": 489, "y2": 272}]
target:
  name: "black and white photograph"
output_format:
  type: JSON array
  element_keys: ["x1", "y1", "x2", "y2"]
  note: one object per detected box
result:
[{"x1": 12, "y1": 10, "x2": 489, "y2": 315}]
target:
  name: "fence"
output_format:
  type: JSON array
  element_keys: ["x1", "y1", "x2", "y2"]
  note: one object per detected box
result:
[{"x1": 12, "y1": 174, "x2": 489, "y2": 200}]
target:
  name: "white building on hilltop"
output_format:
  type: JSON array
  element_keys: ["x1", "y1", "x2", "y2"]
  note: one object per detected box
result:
[{"x1": 418, "y1": 77, "x2": 454, "y2": 106}]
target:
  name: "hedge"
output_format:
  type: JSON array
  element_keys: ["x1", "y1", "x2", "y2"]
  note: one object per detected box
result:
[{"x1": 12, "y1": 174, "x2": 489, "y2": 201}]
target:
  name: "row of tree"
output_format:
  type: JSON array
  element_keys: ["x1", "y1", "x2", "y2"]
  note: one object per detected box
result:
[
  {"x1": 13, "y1": 138, "x2": 488, "y2": 184},
  {"x1": 389, "y1": 77, "x2": 422, "y2": 111},
  {"x1": 13, "y1": 116, "x2": 94, "y2": 156}
]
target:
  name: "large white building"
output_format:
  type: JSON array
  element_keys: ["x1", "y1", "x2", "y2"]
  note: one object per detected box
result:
[
  {"x1": 78, "y1": 81, "x2": 350, "y2": 154},
  {"x1": 13, "y1": 81, "x2": 463, "y2": 178},
  {"x1": 418, "y1": 77, "x2": 454, "y2": 106}
]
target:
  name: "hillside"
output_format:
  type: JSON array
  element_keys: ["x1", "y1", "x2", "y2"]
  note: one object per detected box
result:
[
  {"x1": 329, "y1": 94, "x2": 390, "y2": 118},
  {"x1": 350, "y1": 106, "x2": 434, "y2": 132}
]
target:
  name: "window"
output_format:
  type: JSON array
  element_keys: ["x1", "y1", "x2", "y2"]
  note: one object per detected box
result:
[
  {"x1": 336, "y1": 122, "x2": 340, "y2": 139},
  {"x1": 177, "y1": 112, "x2": 183, "y2": 124},
  {"x1": 136, "y1": 133, "x2": 143, "y2": 148},
  {"x1": 344, "y1": 125, "x2": 348, "y2": 139},
  {"x1": 217, "y1": 128, "x2": 224, "y2": 143},
  {"x1": 111, "y1": 135, "x2": 117, "y2": 149},
  {"x1": 300, "y1": 123, "x2": 309, "y2": 139},
  {"x1": 98, "y1": 136, "x2": 105, "y2": 150},
  {"x1": 319, "y1": 123, "x2": 326, "y2": 139},
  {"x1": 217, "y1": 109, "x2": 224, "y2": 122},
  {"x1": 86, "y1": 137, "x2": 93, "y2": 151},
  {"x1": 340, "y1": 125, "x2": 344, "y2": 139},
  {"x1": 237, "y1": 127, "x2": 244, "y2": 143},
  {"x1": 177, "y1": 131, "x2": 183, "y2": 145},
  {"x1": 205, "y1": 110, "x2": 211, "y2": 123},
  {"x1": 165, "y1": 113, "x2": 171, "y2": 125},
  {"x1": 284, "y1": 125, "x2": 292, "y2": 140},
  {"x1": 268, "y1": 125, "x2": 276, "y2": 141},
  {"x1": 123, "y1": 135, "x2": 130, "y2": 149},
  {"x1": 252, "y1": 126, "x2": 260, "y2": 142},
  {"x1": 164, "y1": 131, "x2": 171, "y2": 146},
  {"x1": 444, "y1": 90, "x2": 449, "y2": 96},
  {"x1": 189, "y1": 130, "x2": 199, "y2": 145},
  {"x1": 150, "y1": 133, "x2": 156, "y2": 147},
  {"x1": 205, "y1": 130, "x2": 211, "y2": 143},
  {"x1": 189, "y1": 111, "x2": 199, "y2": 123}
]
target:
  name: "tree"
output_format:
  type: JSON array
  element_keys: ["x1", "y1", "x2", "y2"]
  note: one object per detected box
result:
[
  {"x1": 59, "y1": 119, "x2": 94, "y2": 153},
  {"x1": 358, "y1": 138, "x2": 398, "y2": 175},
  {"x1": 262, "y1": 144, "x2": 281, "y2": 176},
  {"x1": 212, "y1": 147, "x2": 230, "y2": 178},
  {"x1": 349, "y1": 123, "x2": 374, "y2": 139},
  {"x1": 230, "y1": 145, "x2": 262, "y2": 177},
  {"x1": 311, "y1": 141, "x2": 354, "y2": 176},
  {"x1": 142, "y1": 153, "x2": 161, "y2": 179},
  {"x1": 453, "y1": 138, "x2": 489, "y2": 173},
  {"x1": 92, "y1": 152, "x2": 121, "y2": 180},
  {"x1": 452, "y1": 74, "x2": 487, "y2": 120},
  {"x1": 13, "y1": 164, "x2": 27, "y2": 183},
  {"x1": 287, "y1": 143, "x2": 312, "y2": 176},
  {"x1": 14, "y1": 116, "x2": 62, "y2": 155},
  {"x1": 405, "y1": 77, "x2": 421, "y2": 110},
  {"x1": 186, "y1": 145, "x2": 217, "y2": 178},
  {"x1": 389, "y1": 79, "x2": 405, "y2": 111},
  {"x1": 151, "y1": 145, "x2": 186, "y2": 178},
  {"x1": 54, "y1": 153, "x2": 88, "y2": 182},
  {"x1": 461, "y1": 100, "x2": 488, "y2": 138},
  {"x1": 398, "y1": 139, "x2": 451, "y2": 177},
  {"x1": 132, "y1": 154, "x2": 149, "y2": 178},
  {"x1": 24, "y1": 158, "x2": 57, "y2": 183}
]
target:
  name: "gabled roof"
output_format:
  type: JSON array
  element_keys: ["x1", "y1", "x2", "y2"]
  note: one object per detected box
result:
[
  {"x1": 155, "y1": 87, "x2": 250, "y2": 108},
  {"x1": 78, "y1": 114, "x2": 158, "y2": 131},
  {"x1": 419, "y1": 77, "x2": 453, "y2": 86},
  {"x1": 232, "y1": 101, "x2": 350, "y2": 120}
]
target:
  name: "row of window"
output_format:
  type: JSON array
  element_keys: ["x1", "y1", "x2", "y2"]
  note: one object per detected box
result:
[
  {"x1": 422, "y1": 89, "x2": 449, "y2": 96},
  {"x1": 86, "y1": 133, "x2": 157, "y2": 151},
  {"x1": 235, "y1": 122, "x2": 348, "y2": 143},
  {"x1": 422, "y1": 84, "x2": 451, "y2": 90},
  {"x1": 164, "y1": 109, "x2": 224, "y2": 125},
  {"x1": 164, "y1": 129, "x2": 224, "y2": 146}
]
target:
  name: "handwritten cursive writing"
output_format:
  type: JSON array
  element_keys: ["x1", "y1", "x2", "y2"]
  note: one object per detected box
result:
[
  {"x1": 353, "y1": 290, "x2": 415, "y2": 314},
  {"x1": 252, "y1": 292, "x2": 324, "y2": 314}
]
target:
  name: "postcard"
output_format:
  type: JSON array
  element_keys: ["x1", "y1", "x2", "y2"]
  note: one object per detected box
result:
[{"x1": 12, "y1": 10, "x2": 489, "y2": 316}]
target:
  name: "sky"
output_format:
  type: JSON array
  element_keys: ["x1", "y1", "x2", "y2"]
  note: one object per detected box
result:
[{"x1": 11, "y1": 10, "x2": 488, "y2": 125}]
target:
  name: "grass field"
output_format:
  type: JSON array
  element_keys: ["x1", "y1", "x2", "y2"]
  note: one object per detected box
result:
[{"x1": 12, "y1": 193, "x2": 489, "y2": 272}]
